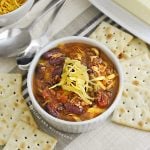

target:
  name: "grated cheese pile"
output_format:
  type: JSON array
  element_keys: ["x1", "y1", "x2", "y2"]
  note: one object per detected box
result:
[
  {"x1": 0, "y1": 0, "x2": 26, "y2": 15},
  {"x1": 50, "y1": 57, "x2": 117, "y2": 104},
  {"x1": 50, "y1": 58, "x2": 93, "y2": 104}
]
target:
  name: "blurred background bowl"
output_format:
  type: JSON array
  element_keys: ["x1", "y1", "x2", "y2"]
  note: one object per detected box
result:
[{"x1": 0, "y1": 0, "x2": 34, "y2": 26}]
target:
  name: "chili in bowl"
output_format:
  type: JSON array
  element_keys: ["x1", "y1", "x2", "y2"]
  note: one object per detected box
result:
[{"x1": 27, "y1": 36, "x2": 123, "y2": 133}]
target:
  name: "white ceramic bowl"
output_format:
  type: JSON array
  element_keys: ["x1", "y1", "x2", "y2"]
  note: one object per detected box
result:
[
  {"x1": 27, "y1": 36, "x2": 123, "y2": 133},
  {"x1": 0, "y1": 0, "x2": 34, "y2": 26}
]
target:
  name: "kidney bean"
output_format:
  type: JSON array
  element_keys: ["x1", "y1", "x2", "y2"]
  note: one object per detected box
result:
[
  {"x1": 42, "y1": 48, "x2": 61, "y2": 59},
  {"x1": 45, "y1": 103, "x2": 60, "y2": 118},
  {"x1": 64, "y1": 103, "x2": 84, "y2": 115},
  {"x1": 49, "y1": 56, "x2": 65, "y2": 65},
  {"x1": 52, "y1": 66, "x2": 63, "y2": 78},
  {"x1": 42, "y1": 48, "x2": 65, "y2": 65}
]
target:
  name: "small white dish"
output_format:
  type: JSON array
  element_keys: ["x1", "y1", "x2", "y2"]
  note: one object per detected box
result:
[
  {"x1": 89, "y1": 0, "x2": 150, "y2": 45},
  {"x1": 27, "y1": 36, "x2": 123, "y2": 133},
  {"x1": 0, "y1": 0, "x2": 34, "y2": 26}
]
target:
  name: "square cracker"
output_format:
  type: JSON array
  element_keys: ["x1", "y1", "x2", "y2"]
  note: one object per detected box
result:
[
  {"x1": 122, "y1": 63, "x2": 150, "y2": 88},
  {"x1": 121, "y1": 53, "x2": 150, "y2": 67},
  {"x1": 118, "y1": 38, "x2": 150, "y2": 60},
  {"x1": 112, "y1": 83, "x2": 150, "y2": 131},
  {"x1": 21, "y1": 107, "x2": 37, "y2": 128},
  {"x1": 89, "y1": 21, "x2": 133, "y2": 57},
  {"x1": 3, "y1": 121, "x2": 57, "y2": 150},
  {"x1": 121, "y1": 53, "x2": 150, "y2": 88},
  {"x1": 0, "y1": 95, "x2": 37, "y2": 145},
  {"x1": 0, "y1": 74, "x2": 22, "y2": 99}
]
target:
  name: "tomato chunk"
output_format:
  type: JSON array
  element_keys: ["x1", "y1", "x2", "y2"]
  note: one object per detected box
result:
[{"x1": 96, "y1": 91, "x2": 112, "y2": 108}]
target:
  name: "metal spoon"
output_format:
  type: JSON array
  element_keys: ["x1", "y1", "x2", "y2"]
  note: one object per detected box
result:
[
  {"x1": 17, "y1": 0, "x2": 66, "y2": 70},
  {"x1": 0, "y1": 0, "x2": 63, "y2": 57},
  {"x1": 0, "y1": 28, "x2": 31, "y2": 56}
]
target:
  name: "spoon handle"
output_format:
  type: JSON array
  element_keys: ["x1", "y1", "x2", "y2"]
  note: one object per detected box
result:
[
  {"x1": 17, "y1": 0, "x2": 66, "y2": 70},
  {"x1": 18, "y1": 0, "x2": 54, "y2": 29}
]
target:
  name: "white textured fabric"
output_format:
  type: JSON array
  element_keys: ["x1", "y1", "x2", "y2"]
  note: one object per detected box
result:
[
  {"x1": 0, "y1": 57, "x2": 16, "y2": 73},
  {"x1": 65, "y1": 117, "x2": 150, "y2": 150}
]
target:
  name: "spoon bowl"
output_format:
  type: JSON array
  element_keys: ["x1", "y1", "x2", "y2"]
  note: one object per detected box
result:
[
  {"x1": 0, "y1": 0, "x2": 65, "y2": 58},
  {"x1": 0, "y1": 28, "x2": 31, "y2": 56}
]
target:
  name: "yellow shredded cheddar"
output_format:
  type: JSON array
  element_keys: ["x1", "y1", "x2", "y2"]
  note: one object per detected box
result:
[
  {"x1": 68, "y1": 114, "x2": 81, "y2": 121},
  {"x1": 0, "y1": 0, "x2": 26, "y2": 15},
  {"x1": 50, "y1": 57, "x2": 93, "y2": 104},
  {"x1": 50, "y1": 57, "x2": 117, "y2": 104},
  {"x1": 87, "y1": 106, "x2": 105, "y2": 114}
]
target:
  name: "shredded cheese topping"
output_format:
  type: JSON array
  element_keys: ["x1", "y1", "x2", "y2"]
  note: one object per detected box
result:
[
  {"x1": 0, "y1": 0, "x2": 26, "y2": 15},
  {"x1": 50, "y1": 58, "x2": 93, "y2": 104},
  {"x1": 50, "y1": 57, "x2": 117, "y2": 105}
]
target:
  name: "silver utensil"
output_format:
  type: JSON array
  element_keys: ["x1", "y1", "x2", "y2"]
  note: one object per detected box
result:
[
  {"x1": 0, "y1": 28, "x2": 31, "y2": 56},
  {"x1": 17, "y1": 0, "x2": 66, "y2": 70},
  {"x1": 0, "y1": 0, "x2": 62, "y2": 57}
]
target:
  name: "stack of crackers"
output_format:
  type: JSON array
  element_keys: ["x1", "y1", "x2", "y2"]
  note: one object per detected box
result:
[
  {"x1": 0, "y1": 74, "x2": 57, "y2": 149},
  {"x1": 90, "y1": 22, "x2": 150, "y2": 131}
]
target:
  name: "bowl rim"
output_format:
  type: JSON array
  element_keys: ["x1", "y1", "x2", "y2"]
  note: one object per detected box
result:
[
  {"x1": 27, "y1": 36, "x2": 123, "y2": 126},
  {"x1": 0, "y1": 0, "x2": 34, "y2": 17}
]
